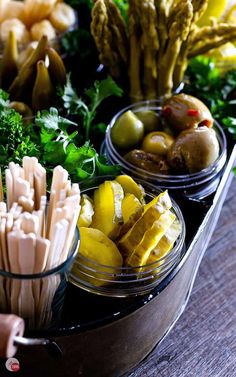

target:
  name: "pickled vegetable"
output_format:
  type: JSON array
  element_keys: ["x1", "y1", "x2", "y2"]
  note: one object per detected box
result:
[
  {"x1": 167, "y1": 126, "x2": 220, "y2": 173},
  {"x1": 74, "y1": 227, "x2": 123, "y2": 286},
  {"x1": 147, "y1": 220, "x2": 182, "y2": 264},
  {"x1": 0, "y1": 30, "x2": 18, "y2": 90},
  {"x1": 162, "y1": 93, "x2": 214, "y2": 131},
  {"x1": 111, "y1": 110, "x2": 144, "y2": 149},
  {"x1": 30, "y1": 20, "x2": 56, "y2": 42},
  {"x1": 136, "y1": 110, "x2": 160, "y2": 133},
  {"x1": 119, "y1": 194, "x2": 143, "y2": 237},
  {"x1": 32, "y1": 60, "x2": 54, "y2": 111},
  {"x1": 118, "y1": 191, "x2": 172, "y2": 262},
  {"x1": 78, "y1": 195, "x2": 94, "y2": 228},
  {"x1": 49, "y1": 3, "x2": 76, "y2": 33},
  {"x1": 127, "y1": 210, "x2": 176, "y2": 267},
  {"x1": 0, "y1": 18, "x2": 29, "y2": 44},
  {"x1": 141, "y1": 131, "x2": 174, "y2": 156},
  {"x1": 91, "y1": 180, "x2": 124, "y2": 240},
  {"x1": 115, "y1": 175, "x2": 145, "y2": 203},
  {"x1": 124, "y1": 149, "x2": 170, "y2": 174}
]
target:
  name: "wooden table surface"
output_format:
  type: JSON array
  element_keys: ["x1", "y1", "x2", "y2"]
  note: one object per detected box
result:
[{"x1": 128, "y1": 179, "x2": 236, "y2": 377}]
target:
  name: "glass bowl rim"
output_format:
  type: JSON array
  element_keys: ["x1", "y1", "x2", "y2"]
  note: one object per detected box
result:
[{"x1": 0, "y1": 227, "x2": 80, "y2": 280}]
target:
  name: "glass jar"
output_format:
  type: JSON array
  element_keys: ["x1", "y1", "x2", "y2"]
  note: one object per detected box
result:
[
  {"x1": 103, "y1": 100, "x2": 227, "y2": 200},
  {"x1": 69, "y1": 177, "x2": 186, "y2": 298},
  {"x1": 0, "y1": 228, "x2": 79, "y2": 331}
]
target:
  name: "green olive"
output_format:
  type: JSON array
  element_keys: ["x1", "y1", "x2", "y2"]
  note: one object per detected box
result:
[
  {"x1": 111, "y1": 110, "x2": 144, "y2": 149},
  {"x1": 135, "y1": 110, "x2": 160, "y2": 133},
  {"x1": 142, "y1": 131, "x2": 174, "y2": 156}
]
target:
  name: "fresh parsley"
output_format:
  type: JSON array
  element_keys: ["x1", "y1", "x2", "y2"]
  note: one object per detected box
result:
[
  {"x1": 60, "y1": 76, "x2": 123, "y2": 140},
  {"x1": 185, "y1": 56, "x2": 236, "y2": 137},
  {"x1": 34, "y1": 107, "x2": 120, "y2": 180}
]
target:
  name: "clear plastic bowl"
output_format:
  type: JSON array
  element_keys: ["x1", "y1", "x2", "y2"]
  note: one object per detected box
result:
[
  {"x1": 0, "y1": 9, "x2": 78, "y2": 58},
  {"x1": 103, "y1": 100, "x2": 227, "y2": 200},
  {"x1": 69, "y1": 176, "x2": 186, "y2": 298}
]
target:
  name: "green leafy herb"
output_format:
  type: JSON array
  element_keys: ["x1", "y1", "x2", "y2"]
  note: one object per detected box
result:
[
  {"x1": 35, "y1": 108, "x2": 120, "y2": 180},
  {"x1": 35, "y1": 107, "x2": 77, "y2": 131},
  {"x1": 0, "y1": 89, "x2": 10, "y2": 109},
  {"x1": 0, "y1": 93, "x2": 39, "y2": 168},
  {"x1": 64, "y1": 141, "x2": 120, "y2": 180},
  {"x1": 61, "y1": 76, "x2": 123, "y2": 140},
  {"x1": 185, "y1": 56, "x2": 236, "y2": 137}
]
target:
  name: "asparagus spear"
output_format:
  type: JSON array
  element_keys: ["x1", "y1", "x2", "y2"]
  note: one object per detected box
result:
[
  {"x1": 158, "y1": 0, "x2": 193, "y2": 97},
  {"x1": 91, "y1": 0, "x2": 124, "y2": 78},
  {"x1": 191, "y1": 0, "x2": 209, "y2": 23},
  {"x1": 128, "y1": 0, "x2": 143, "y2": 101},
  {"x1": 189, "y1": 24, "x2": 236, "y2": 58},
  {"x1": 104, "y1": 0, "x2": 128, "y2": 65},
  {"x1": 137, "y1": 0, "x2": 159, "y2": 99},
  {"x1": 154, "y1": 0, "x2": 173, "y2": 53},
  {"x1": 173, "y1": 0, "x2": 208, "y2": 89}
]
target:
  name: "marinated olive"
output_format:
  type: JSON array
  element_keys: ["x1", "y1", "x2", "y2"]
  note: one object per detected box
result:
[
  {"x1": 141, "y1": 131, "x2": 174, "y2": 156},
  {"x1": 135, "y1": 110, "x2": 160, "y2": 133},
  {"x1": 167, "y1": 126, "x2": 220, "y2": 173},
  {"x1": 124, "y1": 149, "x2": 170, "y2": 174},
  {"x1": 162, "y1": 93, "x2": 214, "y2": 131},
  {"x1": 111, "y1": 110, "x2": 144, "y2": 149}
]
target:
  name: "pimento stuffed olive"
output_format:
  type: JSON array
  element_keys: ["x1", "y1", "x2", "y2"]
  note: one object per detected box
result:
[{"x1": 162, "y1": 93, "x2": 213, "y2": 131}]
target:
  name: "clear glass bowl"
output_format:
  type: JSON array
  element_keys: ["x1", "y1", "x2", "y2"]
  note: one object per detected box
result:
[
  {"x1": 0, "y1": 8, "x2": 78, "y2": 58},
  {"x1": 69, "y1": 177, "x2": 186, "y2": 298},
  {"x1": 103, "y1": 100, "x2": 227, "y2": 200},
  {"x1": 0, "y1": 228, "x2": 80, "y2": 331}
]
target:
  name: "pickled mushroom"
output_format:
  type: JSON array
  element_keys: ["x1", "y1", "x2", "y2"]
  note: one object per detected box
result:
[
  {"x1": 162, "y1": 93, "x2": 214, "y2": 132},
  {"x1": 124, "y1": 149, "x2": 170, "y2": 174},
  {"x1": 167, "y1": 126, "x2": 220, "y2": 173}
]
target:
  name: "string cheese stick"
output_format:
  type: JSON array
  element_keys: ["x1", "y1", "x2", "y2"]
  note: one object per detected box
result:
[
  {"x1": 33, "y1": 238, "x2": 50, "y2": 314},
  {"x1": 40, "y1": 196, "x2": 47, "y2": 237},
  {"x1": 7, "y1": 230, "x2": 23, "y2": 314},
  {"x1": 15, "y1": 177, "x2": 31, "y2": 201},
  {"x1": 9, "y1": 203, "x2": 18, "y2": 216},
  {"x1": 18, "y1": 196, "x2": 34, "y2": 213},
  {"x1": 21, "y1": 213, "x2": 39, "y2": 234},
  {"x1": 64, "y1": 180, "x2": 71, "y2": 195},
  {"x1": 51, "y1": 166, "x2": 68, "y2": 192},
  {"x1": 0, "y1": 202, "x2": 7, "y2": 212},
  {"x1": 46, "y1": 221, "x2": 64, "y2": 269},
  {"x1": 34, "y1": 237, "x2": 50, "y2": 273},
  {"x1": 0, "y1": 168, "x2": 3, "y2": 202},
  {"x1": 36, "y1": 165, "x2": 46, "y2": 196},
  {"x1": 60, "y1": 204, "x2": 81, "y2": 263},
  {"x1": 18, "y1": 233, "x2": 36, "y2": 324},
  {"x1": 51, "y1": 219, "x2": 69, "y2": 268},
  {"x1": 5, "y1": 169, "x2": 13, "y2": 210},
  {"x1": 70, "y1": 183, "x2": 80, "y2": 197},
  {"x1": 22, "y1": 156, "x2": 31, "y2": 182}
]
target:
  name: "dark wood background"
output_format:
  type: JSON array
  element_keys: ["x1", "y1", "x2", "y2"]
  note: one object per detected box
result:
[{"x1": 128, "y1": 179, "x2": 236, "y2": 377}]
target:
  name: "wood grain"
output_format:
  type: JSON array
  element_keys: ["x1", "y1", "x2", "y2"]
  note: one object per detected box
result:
[{"x1": 128, "y1": 179, "x2": 236, "y2": 377}]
